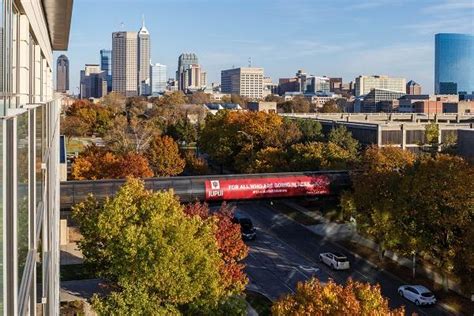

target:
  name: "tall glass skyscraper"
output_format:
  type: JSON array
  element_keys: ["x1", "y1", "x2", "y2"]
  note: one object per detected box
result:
[
  {"x1": 151, "y1": 63, "x2": 167, "y2": 95},
  {"x1": 100, "y1": 49, "x2": 112, "y2": 92},
  {"x1": 435, "y1": 33, "x2": 474, "y2": 95}
]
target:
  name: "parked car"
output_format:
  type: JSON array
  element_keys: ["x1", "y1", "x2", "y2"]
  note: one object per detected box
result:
[
  {"x1": 233, "y1": 217, "x2": 257, "y2": 241},
  {"x1": 398, "y1": 285, "x2": 436, "y2": 306},
  {"x1": 319, "y1": 252, "x2": 350, "y2": 270}
]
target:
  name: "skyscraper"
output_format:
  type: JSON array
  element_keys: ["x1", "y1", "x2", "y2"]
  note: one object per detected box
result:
[
  {"x1": 137, "y1": 18, "x2": 151, "y2": 95},
  {"x1": 406, "y1": 80, "x2": 422, "y2": 95},
  {"x1": 56, "y1": 55, "x2": 69, "y2": 93},
  {"x1": 80, "y1": 64, "x2": 108, "y2": 99},
  {"x1": 177, "y1": 53, "x2": 199, "y2": 91},
  {"x1": 112, "y1": 31, "x2": 138, "y2": 97},
  {"x1": 435, "y1": 33, "x2": 474, "y2": 95},
  {"x1": 100, "y1": 49, "x2": 112, "y2": 92},
  {"x1": 151, "y1": 63, "x2": 167, "y2": 95}
]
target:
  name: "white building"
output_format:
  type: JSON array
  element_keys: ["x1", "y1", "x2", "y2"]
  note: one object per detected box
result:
[
  {"x1": 137, "y1": 19, "x2": 151, "y2": 96},
  {"x1": 112, "y1": 31, "x2": 138, "y2": 97},
  {"x1": 151, "y1": 63, "x2": 167, "y2": 95},
  {"x1": 0, "y1": 0, "x2": 73, "y2": 315},
  {"x1": 221, "y1": 67, "x2": 264, "y2": 99},
  {"x1": 355, "y1": 75, "x2": 406, "y2": 96}
]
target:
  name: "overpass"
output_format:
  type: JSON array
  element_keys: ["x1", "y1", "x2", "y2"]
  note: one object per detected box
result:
[{"x1": 60, "y1": 171, "x2": 351, "y2": 209}]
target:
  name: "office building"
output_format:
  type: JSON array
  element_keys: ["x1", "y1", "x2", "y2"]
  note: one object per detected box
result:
[
  {"x1": 307, "y1": 76, "x2": 330, "y2": 94},
  {"x1": 406, "y1": 80, "x2": 422, "y2": 95},
  {"x1": 221, "y1": 67, "x2": 264, "y2": 99},
  {"x1": 100, "y1": 49, "x2": 112, "y2": 92},
  {"x1": 56, "y1": 55, "x2": 69, "y2": 93},
  {"x1": 151, "y1": 63, "x2": 167, "y2": 95},
  {"x1": 137, "y1": 19, "x2": 151, "y2": 95},
  {"x1": 80, "y1": 64, "x2": 107, "y2": 99},
  {"x1": 0, "y1": 0, "x2": 73, "y2": 315},
  {"x1": 330, "y1": 78, "x2": 343, "y2": 92},
  {"x1": 112, "y1": 31, "x2": 138, "y2": 97},
  {"x1": 435, "y1": 33, "x2": 474, "y2": 95},
  {"x1": 355, "y1": 88, "x2": 406, "y2": 112},
  {"x1": 177, "y1": 53, "x2": 199, "y2": 91},
  {"x1": 355, "y1": 75, "x2": 406, "y2": 96}
]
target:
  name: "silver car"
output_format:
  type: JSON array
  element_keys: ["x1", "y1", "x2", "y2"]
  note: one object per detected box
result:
[
  {"x1": 319, "y1": 252, "x2": 350, "y2": 270},
  {"x1": 398, "y1": 285, "x2": 437, "y2": 306}
]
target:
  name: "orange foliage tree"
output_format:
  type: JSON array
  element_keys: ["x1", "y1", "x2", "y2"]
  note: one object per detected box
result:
[
  {"x1": 146, "y1": 135, "x2": 185, "y2": 177},
  {"x1": 71, "y1": 145, "x2": 153, "y2": 180},
  {"x1": 183, "y1": 202, "x2": 249, "y2": 294},
  {"x1": 272, "y1": 278, "x2": 405, "y2": 316}
]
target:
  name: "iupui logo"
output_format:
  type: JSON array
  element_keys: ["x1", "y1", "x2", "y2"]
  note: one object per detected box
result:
[{"x1": 211, "y1": 180, "x2": 220, "y2": 190}]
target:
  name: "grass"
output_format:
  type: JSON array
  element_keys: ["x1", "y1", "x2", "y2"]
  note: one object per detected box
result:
[
  {"x1": 246, "y1": 290, "x2": 272, "y2": 316},
  {"x1": 61, "y1": 264, "x2": 96, "y2": 281},
  {"x1": 271, "y1": 201, "x2": 320, "y2": 226}
]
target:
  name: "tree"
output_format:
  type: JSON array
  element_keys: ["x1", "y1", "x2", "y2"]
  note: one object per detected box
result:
[
  {"x1": 73, "y1": 179, "x2": 246, "y2": 315},
  {"x1": 71, "y1": 145, "x2": 153, "y2": 180},
  {"x1": 184, "y1": 202, "x2": 249, "y2": 295},
  {"x1": 146, "y1": 135, "x2": 185, "y2": 176},
  {"x1": 295, "y1": 119, "x2": 323, "y2": 143},
  {"x1": 319, "y1": 99, "x2": 341, "y2": 113},
  {"x1": 184, "y1": 151, "x2": 209, "y2": 175},
  {"x1": 272, "y1": 278, "x2": 405, "y2": 316},
  {"x1": 277, "y1": 96, "x2": 311, "y2": 113},
  {"x1": 189, "y1": 91, "x2": 211, "y2": 105},
  {"x1": 264, "y1": 95, "x2": 283, "y2": 103},
  {"x1": 328, "y1": 126, "x2": 359, "y2": 158},
  {"x1": 63, "y1": 99, "x2": 113, "y2": 137},
  {"x1": 60, "y1": 115, "x2": 89, "y2": 140},
  {"x1": 100, "y1": 92, "x2": 126, "y2": 116},
  {"x1": 155, "y1": 91, "x2": 188, "y2": 107},
  {"x1": 253, "y1": 147, "x2": 289, "y2": 173},
  {"x1": 166, "y1": 118, "x2": 198, "y2": 145}
]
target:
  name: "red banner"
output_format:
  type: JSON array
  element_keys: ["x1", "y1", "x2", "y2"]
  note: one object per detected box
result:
[{"x1": 205, "y1": 175, "x2": 331, "y2": 201}]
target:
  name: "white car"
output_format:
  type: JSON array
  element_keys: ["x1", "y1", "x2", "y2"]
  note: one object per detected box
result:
[
  {"x1": 319, "y1": 252, "x2": 350, "y2": 270},
  {"x1": 398, "y1": 285, "x2": 437, "y2": 306}
]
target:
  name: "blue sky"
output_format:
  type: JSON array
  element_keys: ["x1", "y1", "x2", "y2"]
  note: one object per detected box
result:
[{"x1": 59, "y1": 0, "x2": 474, "y2": 94}]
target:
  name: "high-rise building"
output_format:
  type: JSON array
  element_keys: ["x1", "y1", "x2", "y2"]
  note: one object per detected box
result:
[
  {"x1": 221, "y1": 67, "x2": 264, "y2": 99},
  {"x1": 406, "y1": 80, "x2": 422, "y2": 95},
  {"x1": 329, "y1": 78, "x2": 343, "y2": 92},
  {"x1": 137, "y1": 18, "x2": 151, "y2": 95},
  {"x1": 80, "y1": 64, "x2": 107, "y2": 99},
  {"x1": 112, "y1": 31, "x2": 138, "y2": 97},
  {"x1": 184, "y1": 64, "x2": 206, "y2": 91},
  {"x1": 151, "y1": 63, "x2": 167, "y2": 95},
  {"x1": 177, "y1": 53, "x2": 199, "y2": 91},
  {"x1": 0, "y1": 1, "x2": 73, "y2": 315},
  {"x1": 56, "y1": 55, "x2": 69, "y2": 93},
  {"x1": 355, "y1": 75, "x2": 406, "y2": 96},
  {"x1": 435, "y1": 33, "x2": 474, "y2": 95},
  {"x1": 100, "y1": 49, "x2": 112, "y2": 92}
]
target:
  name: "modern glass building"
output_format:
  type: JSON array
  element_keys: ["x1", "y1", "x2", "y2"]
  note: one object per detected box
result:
[
  {"x1": 100, "y1": 49, "x2": 112, "y2": 92},
  {"x1": 0, "y1": 0, "x2": 73, "y2": 315},
  {"x1": 435, "y1": 33, "x2": 474, "y2": 95},
  {"x1": 151, "y1": 63, "x2": 167, "y2": 95}
]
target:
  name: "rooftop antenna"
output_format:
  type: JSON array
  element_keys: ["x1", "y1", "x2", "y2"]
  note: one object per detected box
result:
[
  {"x1": 142, "y1": 14, "x2": 146, "y2": 28},
  {"x1": 248, "y1": 57, "x2": 252, "y2": 67},
  {"x1": 120, "y1": 22, "x2": 125, "y2": 30}
]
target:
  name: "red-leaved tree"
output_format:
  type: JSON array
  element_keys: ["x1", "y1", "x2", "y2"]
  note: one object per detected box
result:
[{"x1": 184, "y1": 202, "x2": 249, "y2": 294}]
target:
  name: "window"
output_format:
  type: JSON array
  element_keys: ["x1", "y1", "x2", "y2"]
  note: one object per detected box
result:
[
  {"x1": 17, "y1": 111, "x2": 29, "y2": 281},
  {"x1": 0, "y1": 119, "x2": 4, "y2": 314}
]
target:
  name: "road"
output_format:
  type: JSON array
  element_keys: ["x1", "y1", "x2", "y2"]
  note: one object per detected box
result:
[{"x1": 236, "y1": 201, "x2": 452, "y2": 316}]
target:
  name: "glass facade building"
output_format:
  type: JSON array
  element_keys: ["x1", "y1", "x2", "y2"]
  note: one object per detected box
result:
[
  {"x1": 0, "y1": 0, "x2": 73, "y2": 315},
  {"x1": 151, "y1": 63, "x2": 167, "y2": 95},
  {"x1": 100, "y1": 49, "x2": 112, "y2": 92},
  {"x1": 435, "y1": 33, "x2": 474, "y2": 95}
]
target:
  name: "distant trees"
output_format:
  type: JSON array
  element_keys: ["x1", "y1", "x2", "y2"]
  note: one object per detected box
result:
[
  {"x1": 319, "y1": 99, "x2": 342, "y2": 113},
  {"x1": 61, "y1": 99, "x2": 113, "y2": 137},
  {"x1": 277, "y1": 96, "x2": 311, "y2": 113},
  {"x1": 73, "y1": 179, "x2": 247, "y2": 315},
  {"x1": 272, "y1": 278, "x2": 405, "y2": 316},
  {"x1": 343, "y1": 146, "x2": 474, "y2": 290}
]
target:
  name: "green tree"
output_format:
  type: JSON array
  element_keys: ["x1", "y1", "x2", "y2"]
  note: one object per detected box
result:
[
  {"x1": 73, "y1": 179, "x2": 246, "y2": 315},
  {"x1": 328, "y1": 126, "x2": 359, "y2": 158},
  {"x1": 295, "y1": 119, "x2": 323, "y2": 143}
]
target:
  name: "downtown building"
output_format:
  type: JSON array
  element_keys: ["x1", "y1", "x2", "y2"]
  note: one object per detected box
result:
[
  {"x1": 137, "y1": 20, "x2": 151, "y2": 95},
  {"x1": 151, "y1": 63, "x2": 167, "y2": 95},
  {"x1": 355, "y1": 75, "x2": 406, "y2": 97},
  {"x1": 435, "y1": 33, "x2": 474, "y2": 95},
  {"x1": 176, "y1": 53, "x2": 207, "y2": 92},
  {"x1": 221, "y1": 67, "x2": 264, "y2": 99},
  {"x1": 1, "y1": 0, "x2": 73, "y2": 315},
  {"x1": 100, "y1": 49, "x2": 112, "y2": 92},
  {"x1": 56, "y1": 55, "x2": 69, "y2": 93},
  {"x1": 80, "y1": 64, "x2": 108, "y2": 99},
  {"x1": 112, "y1": 31, "x2": 138, "y2": 97}
]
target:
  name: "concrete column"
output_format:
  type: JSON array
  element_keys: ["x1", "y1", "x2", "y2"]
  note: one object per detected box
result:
[
  {"x1": 18, "y1": 15, "x2": 31, "y2": 105},
  {"x1": 401, "y1": 124, "x2": 407, "y2": 150},
  {"x1": 377, "y1": 125, "x2": 383, "y2": 147}
]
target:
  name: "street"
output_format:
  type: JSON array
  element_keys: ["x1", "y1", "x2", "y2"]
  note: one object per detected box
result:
[{"x1": 236, "y1": 202, "x2": 452, "y2": 316}]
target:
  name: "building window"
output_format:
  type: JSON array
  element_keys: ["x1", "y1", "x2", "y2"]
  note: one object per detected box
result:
[{"x1": 17, "y1": 111, "x2": 29, "y2": 282}]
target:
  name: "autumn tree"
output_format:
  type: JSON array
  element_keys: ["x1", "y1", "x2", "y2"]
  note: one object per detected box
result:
[
  {"x1": 189, "y1": 91, "x2": 211, "y2": 105},
  {"x1": 100, "y1": 92, "x2": 126, "y2": 115},
  {"x1": 277, "y1": 96, "x2": 311, "y2": 113},
  {"x1": 62, "y1": 99, "x2": 113, "y2": 137},
  {"x1": 184, "y1": 151, "x2": 210, "y2": 175},
  {"x1": 73, "y1": 179, "x2": 246, "y2": 315},
  {"x1": 319, "y1": 99, "x2": 341, "y2": 113},
  {"x1": 155, "y1": 91, "x2": 188, "y2": 107},
  {"x1": 328, "y1": 126, "x2": 359, "y2": 159},
  {"x1": 183, "y1": 202, "x2": 249, "y2": 295},
  {"x1": 253, "y1": 147, "x2": 289, "y2": 173},
  {"x1": 146, "y1": 135, "x2": 185, "y2": 176},
  {"x1": 71, "y1": 145, "x2": 153, "y2": 180},
  {"x1": 272, "y1": 278, "x2": 405, "y2": 316},
  {"x1": 166, "y1": 118, "x2": 198, "y2": 145}
]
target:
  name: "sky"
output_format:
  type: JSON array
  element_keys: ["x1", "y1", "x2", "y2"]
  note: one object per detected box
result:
[{"x1": 58, "y1": 0, "x2": 474, "y2": 95}]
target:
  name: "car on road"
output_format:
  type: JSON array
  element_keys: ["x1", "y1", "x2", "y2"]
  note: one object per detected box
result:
[
  {"x1": 319, "y1": 252, "x2": 350, "y2": 270},
  {"x1": 233, "y1": 217, "x2": 257, "y2": 241},
  {"x1": 398, "y1": 285, "x2": 437, "y2": 306}
]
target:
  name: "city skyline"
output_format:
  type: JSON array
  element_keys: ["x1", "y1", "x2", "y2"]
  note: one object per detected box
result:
[{"x1": 58, "y1": 0, "x2": 474, "y2": 94}]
